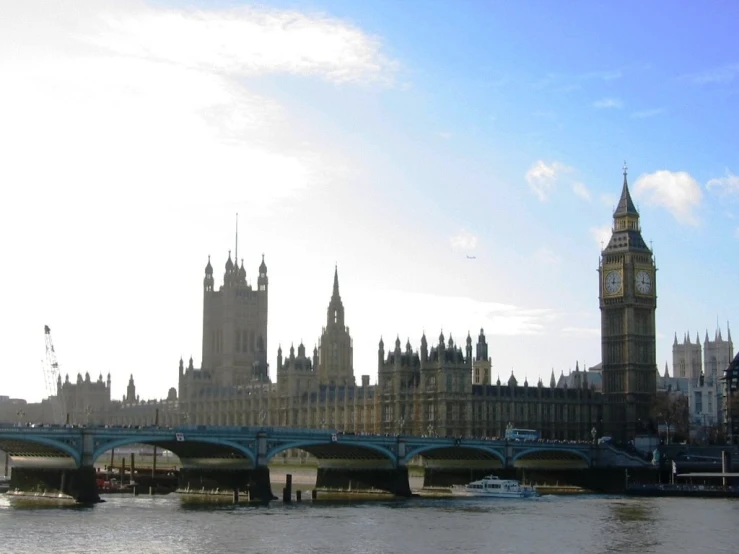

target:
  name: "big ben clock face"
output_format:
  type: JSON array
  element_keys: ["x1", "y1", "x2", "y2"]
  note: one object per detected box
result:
[
  {"x1": 604, "y1": 270, "x2": 622, "y2": 294},
  {"x1": 635, "y1": 270, "x2": 652, "y2": 294}
]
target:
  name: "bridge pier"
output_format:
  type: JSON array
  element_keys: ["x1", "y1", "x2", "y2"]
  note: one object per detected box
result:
[
  {"x1": 9, "y1": 466, "x2": 101, "y2": 503},
  {"x1": 315, "y1": 466, "x2": 412, "y2": 497},
  {"x1": 177, "y1": 467, "x2": 276, "y2": 503},
  {"x1": 249, "y1": 466, "x2": 275, "y2": 502}
]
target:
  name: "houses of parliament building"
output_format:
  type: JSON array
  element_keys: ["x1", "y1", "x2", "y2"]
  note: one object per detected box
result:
[{"x1": 8, "y1": 170, "x2": 659, "y2": 441}]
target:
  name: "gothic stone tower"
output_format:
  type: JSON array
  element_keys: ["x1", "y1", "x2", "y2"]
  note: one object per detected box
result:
[
  {"x1": 673, "y1": 332, "x2": 702, "y2": 380},
  {"x1": 201, "y1": 250, "x2": 269, "y2": 386},
  {"x1": 317, "y1": 266, "x2": 355, "y2": 386},
  {"x1": 704, "y1": 324, "x2": 734, "y2": 422},
  {"x1": 471, "y1": 329, "x2": 492, "y2": 386},
  {"x1": 599, "y1": 166, "x2": 657, "y2": 440}
]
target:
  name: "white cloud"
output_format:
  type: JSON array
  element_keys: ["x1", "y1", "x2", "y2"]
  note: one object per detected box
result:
[
  {"x1": 593, "y1": 97, "x2": 623, "y2": 109},
  {"x1": 572, "y1": 181, "x2": 591, "y2": 201},
  {"x1": 85, "y1": 5, "x2": 398, "y2": 85},
  {"x1": 706, "y1": 170, "x2": 739, "y2": 197},
  {"x1": 633, "y1": 170, "x2": 703, "y2": 226},
  {"x1": 0, "y1": 1, "x2": 396, "y2": 215},
  {"x1": 683, "y1": 64, "x2": 739, "y2": 85},
  {"x1": 374, "y1": 291, "x2": 555, "y2": 337},
  {"x1": 630, "y1": 107, "x2": 667, "y2": 119},
  {"x1": 450, "y1": 229, "x2": 478, "y2": 251},
  {"x1": 524, "y1": 160, "x2": 573, "y2": 201},
  {"x1": 590, "y1": 225, "x2": 612, "y2": 249}
]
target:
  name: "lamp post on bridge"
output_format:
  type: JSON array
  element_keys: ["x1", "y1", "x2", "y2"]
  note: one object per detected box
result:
[
  {"x1": 591, "y1": 426, "x2": 597, "y2": 445},
  {"x1": 427, "y1": 423, "x2": 434, "y2": 438},
  {"x1": 659, "y1": 411, "x2": 672, "y2": 445},
  {"x1": 16, "y1": 409, "x2": 25, "y2": 427},
  {"x1": 665, "y1": 419, "x2": 671, "y2": 446},
  {"x1": 397, "y1": 416, "x2": 405, "y2": 437},
  {"x1": 85, "y1": 406, "x2": 93, "y2": 426}
]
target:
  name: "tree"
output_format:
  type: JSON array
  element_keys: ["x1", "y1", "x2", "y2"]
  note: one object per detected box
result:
[{"x1": 650, "y1": 392, "x2": 689, "y2": 442}]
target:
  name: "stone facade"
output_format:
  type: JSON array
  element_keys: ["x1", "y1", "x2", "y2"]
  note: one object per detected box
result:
[
  {"x1": 376, "y1": 333, "x2": 600, "y2": 439},
  {"x1": 57, "y1": 372, "x2": 111, "y2": 424}
]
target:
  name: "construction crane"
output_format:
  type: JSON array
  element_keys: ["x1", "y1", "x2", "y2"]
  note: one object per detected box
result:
[{"x1": 42, "y1": 325, "x2": 64, "y2": 425}]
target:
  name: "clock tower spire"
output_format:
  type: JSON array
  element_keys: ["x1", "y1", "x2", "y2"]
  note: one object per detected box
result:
[{"x1": 599, "y1": 164, "x2": 657, "y2": 441}]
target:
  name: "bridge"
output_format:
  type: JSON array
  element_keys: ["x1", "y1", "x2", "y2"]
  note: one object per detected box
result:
[{"x1": 0, "y1": 425, "x2": 651, "y2": 502}]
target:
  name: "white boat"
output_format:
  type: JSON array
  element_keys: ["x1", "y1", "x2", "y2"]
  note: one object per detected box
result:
[{"x1": 453, "y1": 475, "x2": 538, "y2": 498}]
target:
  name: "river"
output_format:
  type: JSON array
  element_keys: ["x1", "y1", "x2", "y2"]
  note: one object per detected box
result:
[{"x1": 0, "y1": 492, "x2": 736, "y2": 553}]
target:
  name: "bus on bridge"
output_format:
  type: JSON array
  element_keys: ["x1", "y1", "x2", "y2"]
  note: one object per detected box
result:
[{"x1": 504, "y1": 428, "x2": 540, "y2": 441}]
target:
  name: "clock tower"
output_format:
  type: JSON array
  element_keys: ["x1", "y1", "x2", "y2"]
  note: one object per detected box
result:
[{"x1": 599, "y1": 165, "x2": 657, "y2": 441}]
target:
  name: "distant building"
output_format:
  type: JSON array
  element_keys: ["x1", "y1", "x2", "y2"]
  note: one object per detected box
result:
[
  {"x1": 656, "y1": 363, "x2": 689, "y2": 396},
  {"x1": 555, "y1": 362, "x2": 601, "y2": 392},
  {"x1": 672, "y1": 326, "x2": 734, "y2": 430},
  {"x1": 57, "y1": 371, "x2": 111, "y2": 424}
]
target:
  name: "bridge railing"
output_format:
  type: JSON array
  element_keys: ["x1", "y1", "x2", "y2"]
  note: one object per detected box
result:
[
  {"x1": 0, "y1": 425, "x2": 80, "y2": 433},
  {"x1": 0, "y1": 425, "x2": 605, "y2": 453}
]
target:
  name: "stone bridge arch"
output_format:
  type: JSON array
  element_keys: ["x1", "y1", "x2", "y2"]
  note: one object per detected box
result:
[
  {"x1": 403, "y1": 444, "x2": 507, "y2": 489},
  {"x1": 403, "y1": 444, "x2": 506, "y2": 466},
  {"x1": 0, "y1": 433, "x2": 82, "y2": 467},
  {"x1": 92, "y1": 436, "x2": 256, "y2": 468},
  {"x1": 266, "y1": 439, "x2": 396, "y2": 467},
  {"x1": 512, "y1": 447, "x2": 591, "y2": 468}
]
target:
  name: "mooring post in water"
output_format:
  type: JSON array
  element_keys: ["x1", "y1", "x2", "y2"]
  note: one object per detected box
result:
[
  {"x1": 152, "y1": 408, "x2": 159, "y2": 480},
  {"x1": 233, "y1": 488, "x2": 239, "y2": 503},
  {"x1": 3, "y1": 450, "x2": 8, "y2": 478},
  {"x1": 283, "y1": 473, "x2": 292, "y2": 503},
  {"x1": 109, "y1": 448, "x2": 115, "y2": 473},
  {"x1": 296, "y1": 490, "x2": 302, "y2": 502},
  {"x1": 130, "y1": 453, "x2": 136, "y2": 486}
]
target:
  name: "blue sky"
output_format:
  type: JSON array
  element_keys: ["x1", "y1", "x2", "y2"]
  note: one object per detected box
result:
[{"x1": 1, "y1": 1, "x2": 737, "y2": 402}]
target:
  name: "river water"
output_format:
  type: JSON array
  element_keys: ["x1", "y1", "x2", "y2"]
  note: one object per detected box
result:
[{"x1": 0, "y1": 492, "x2": 735, "y2": 553}]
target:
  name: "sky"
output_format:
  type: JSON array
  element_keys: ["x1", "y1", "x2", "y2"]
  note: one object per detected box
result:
[{"x1": 1, "y1": 0, "x2": 737, "y2": 403}]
